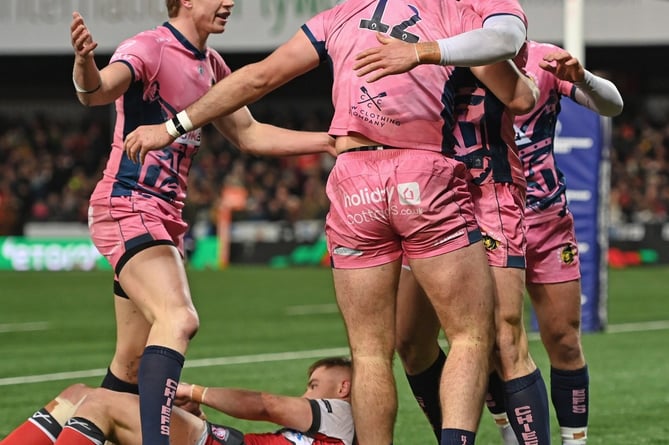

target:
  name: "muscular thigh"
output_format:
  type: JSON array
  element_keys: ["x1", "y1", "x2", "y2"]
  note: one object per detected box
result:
[{"x1": 409, "y1": 242, "x2": 494, "y2": 340}]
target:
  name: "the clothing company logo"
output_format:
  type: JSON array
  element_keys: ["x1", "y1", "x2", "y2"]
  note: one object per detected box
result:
[
  {"x1": 350, "y1": 86, "x2": 401, "y2": 128},
  {"x1": 358, "y1": 85, "x2": 386, "y2": 111},
  {"x1": 343, "y1": 186, "x2": 395, "y2": 208},
  {"x1": 398, "y1": 182, "x2": 420, "y2": 205}
]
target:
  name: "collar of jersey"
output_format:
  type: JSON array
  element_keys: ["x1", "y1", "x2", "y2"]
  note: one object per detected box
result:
[{"x1": 163, "y1": 22, "x2": 207, "y2": 60}]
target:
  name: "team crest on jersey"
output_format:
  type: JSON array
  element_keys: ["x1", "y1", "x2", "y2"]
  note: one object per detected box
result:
[
  {"x1": 559, "y1": 244, "x2": 577, "y2": 264},
  {"x1": 482, "y1": 235, "x2": 499, "y2": 251},
  {"x1": 144, "y1": 80, "x2": 160, "y2": 102},
  {"x1": 210, "y1": 425, "x2": 230, "y2": 441}
]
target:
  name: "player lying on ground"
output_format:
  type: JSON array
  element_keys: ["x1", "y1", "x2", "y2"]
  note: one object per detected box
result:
[{"x1": 0, "y1": 357, "x2": 354, "y2": 445}]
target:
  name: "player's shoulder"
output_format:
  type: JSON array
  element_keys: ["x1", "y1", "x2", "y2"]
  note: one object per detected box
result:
[
  {"x1": 116, "y1": 25, "x2": 171, "y2": 55},
  {"x1": 315, "y1": 398, "x2": 352, "y2": 414},
  {"x1": 205, "y1": 47, "x2": 231, "y2": 79}
]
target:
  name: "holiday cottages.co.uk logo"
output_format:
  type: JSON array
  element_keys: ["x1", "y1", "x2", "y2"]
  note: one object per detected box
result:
[{"x1": 343, "y1": 183, "x2": 421, "y2": 208}]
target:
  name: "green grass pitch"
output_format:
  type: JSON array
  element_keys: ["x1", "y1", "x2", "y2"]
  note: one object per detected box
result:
[{"x1": 1, "y1": 266, "x2": 668, "y2": 443}]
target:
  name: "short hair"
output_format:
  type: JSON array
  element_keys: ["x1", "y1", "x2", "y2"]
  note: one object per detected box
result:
[
  {"x1": 308, "y1": 357, "x2": 352, "y2": 377},
  {"x1": 166, "y1": 0, "x2": 180, "y2": 18}
]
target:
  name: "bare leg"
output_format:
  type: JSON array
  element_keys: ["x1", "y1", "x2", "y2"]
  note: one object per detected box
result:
[
  {"x1": 395, "y1": 267, "x2": 444, "y2": 440},
  {"x1": 107, "y1": 296, "x2": 150, "y2": 385},
  {"x1": 410, "y1": 242, "x2": 495, "y2": 433},
  {"x1": 332, "y1": 260, "x2": 400, "y2": 445},
  {"x1": 395, "y1": 267, "x2": 442, "y2": 374},
  {"x1": 528, "y1": 280, "x2": 585, "y2": 370},
  {"x1": 529, "y1": 280, "x2": 589, "y2": 444},
  {"x1": 117, "y1": 245, "x2": 199, "y2": 445},
  {"x1": 491, "y1": 266, "x2": 535, "y2": 380},
  {"x1": 54, "y1": 389, "x2": 205, "y2": 445}
]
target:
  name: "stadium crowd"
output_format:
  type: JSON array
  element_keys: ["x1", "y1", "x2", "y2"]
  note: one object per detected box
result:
[
  {"x1": 0, "y1": 105, "x2": 333, "y2": 236},
  {"x1": 1, "y1": 103, "x2": 667, "y2": 236}
]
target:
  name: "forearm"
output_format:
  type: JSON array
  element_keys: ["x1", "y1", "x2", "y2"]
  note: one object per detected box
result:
[
  {"x1": 436, "y1": 15, "x2": 526, "y2": 66},
  {"x1": 239, "y1": 125, "x2": 334, "y2": 157},
  {"x1": 574, "y1": 71, "x2": 624, "y2": 117},
  {"x1": 72, "y1": 56, "x2": 102, "y2": 104},
  {"x1": 190, "y1": 385, "x2": 270, "y2": 421},
  {"x1": 185, "y1": 63, "x2": 279, "y2": 131}
]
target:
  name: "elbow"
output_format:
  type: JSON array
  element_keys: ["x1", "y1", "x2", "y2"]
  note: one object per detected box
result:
[
  {"x1": 487, "y1": 29, "x2": 525, "y2": 61},
  {"x1": 76, "y1": 94, "x2": 93, "y2": 107},
  {"x1": 510, "y1": 84, "x2": 539, "y2": 115},
  {"x1": 508, "y1": 97, "x2": 535, "y2": 115},
  {"x1": 239, "y1": 64, "x2": 276, "y2": 101},
  {"x1": 602, "y1": 99, "x2": 625, "y2": 117}
]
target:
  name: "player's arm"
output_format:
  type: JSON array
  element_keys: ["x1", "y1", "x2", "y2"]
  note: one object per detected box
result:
[
  {"x1": 471, "y1": 60, "x2": 538, "y2": 115},
  {"x1": 355, "y1": 15, "x2": 526, "y2": 82},
  {"x1": 123, "y1": 29, "x2": 321, "y2": 162},
  {"x1": 70, "y1": 12, "x2": 132, "y2": 106},
  {"x1": 178, "y1": 383, "x2": 315, "y2": 432},
  {"x1": 540, "y1": 50, "x2": 623, "y2": 117},
  {"x1": 212, "y1": 108, "x2": 336, "y2": 158}
]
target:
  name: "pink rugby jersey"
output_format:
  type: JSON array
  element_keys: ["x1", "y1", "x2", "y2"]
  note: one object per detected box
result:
[
  {"x1": 450, "y1": 67, "x2": 525, "y2": 186},
  {"x1": 302, "y1": 0, "x2": 481, "y2": 155},
  {"x1": 444, "y1": 0, "x2": 529, "y2": 186},
  {"x1": 90, "y1": 23, "x2": 230, "y2": 209},
  {"x1": 460, "y1": 0, "x2": 528, "y2": 29},
  {"x1": 514, "y1": 41, "x2": 577, "y2": 218}
]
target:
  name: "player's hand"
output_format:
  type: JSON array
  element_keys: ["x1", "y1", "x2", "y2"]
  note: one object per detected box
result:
[
  {"x1": 539, "y1": 50, "x2": 585, "y2": 83},
  {"x1": 175, "y1": 382, "x2": 208, "y2": 419},
  {"x1": 124, "y1": 124, "x2": 176, "y2": 164},
  {"x1": 70, "y1": 12, "x2": 98, "y2": 59},
  {"x1": 353, "y1": 32, "x2": 419, "y2": 83}
]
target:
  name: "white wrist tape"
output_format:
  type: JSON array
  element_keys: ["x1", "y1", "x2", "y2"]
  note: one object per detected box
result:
[
  {"x1": 166, "y1": 110, "x2": 195, "y2": 138},
  {"x1": 72, "y1": 75, "x2": 101, "y2": 94}
]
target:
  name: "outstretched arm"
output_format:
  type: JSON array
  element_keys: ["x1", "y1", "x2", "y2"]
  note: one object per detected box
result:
[
  {"x1": 123, "y1": 30, "x2": 321, "y2": 161},
  {"x1": 70, "y1": 11, "x2": 131, "y2": 106},
  {"x1": 212, "y1": 108, "x2": 336, "y2": 159},
  {"x1": 177, "y1": 383, "x2": 315, "y2": 433},
  {"x1": 540, "y1": 50, "x2": 623, "y2": 117},
  {"x1": 354, "y1": 15, "x2": 526, "y2": 82}
]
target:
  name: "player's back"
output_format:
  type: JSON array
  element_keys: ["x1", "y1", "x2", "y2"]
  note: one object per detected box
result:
[{"x1": 303, "y1": 0, "x2": 480, "y2": 154}]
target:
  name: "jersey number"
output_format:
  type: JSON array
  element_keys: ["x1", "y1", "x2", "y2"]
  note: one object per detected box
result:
[{"x1": 359, "y1": 0, "x2": 422, "y2": 43}]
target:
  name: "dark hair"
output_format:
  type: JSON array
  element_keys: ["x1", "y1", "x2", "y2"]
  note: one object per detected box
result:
[
  {"x1": 308, "y1": 357, "x2": 352, "y2": 377},
  {"x1": 166, "y1": 0, "x2": 180, "y2": 18}
]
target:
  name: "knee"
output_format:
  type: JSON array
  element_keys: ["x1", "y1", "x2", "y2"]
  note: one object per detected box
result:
[
  {"x1": 395, "y1": 337, "x2": 440, "y2": 373},
  {"x1": 543, "y1": 328, "x2": 583, "y2": 364},
  {"x1": 167, "y1": 305, "x2": 200, "y2": 340},
  {"x1": 58, "y1": 383, "x2": 92, "y2": 407}
]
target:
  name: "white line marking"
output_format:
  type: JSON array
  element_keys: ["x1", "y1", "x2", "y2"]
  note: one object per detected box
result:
[
  {"x1": 285, "y1": 304, "x2": 339, "y2": 315},
  {"x1": 1, "y1": 320, "x2": 667, "y2": 387},
  {"x1": 0, "y1": 322, "x2": 49, "y2": 333}
]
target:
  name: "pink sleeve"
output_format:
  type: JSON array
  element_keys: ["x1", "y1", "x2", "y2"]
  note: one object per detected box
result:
[
  {"x1": 303, "y1": 8, "x2": 329, "y2": 42},
  {"x1": 109, "y1": 33, "x2": 157, "y2": 83},
  {"x1": 468, "y1": 0, "x2": 528, "y2": 29},
  {"x1": 557, "y1": 79, "x2": 575, "y2": 98}
]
